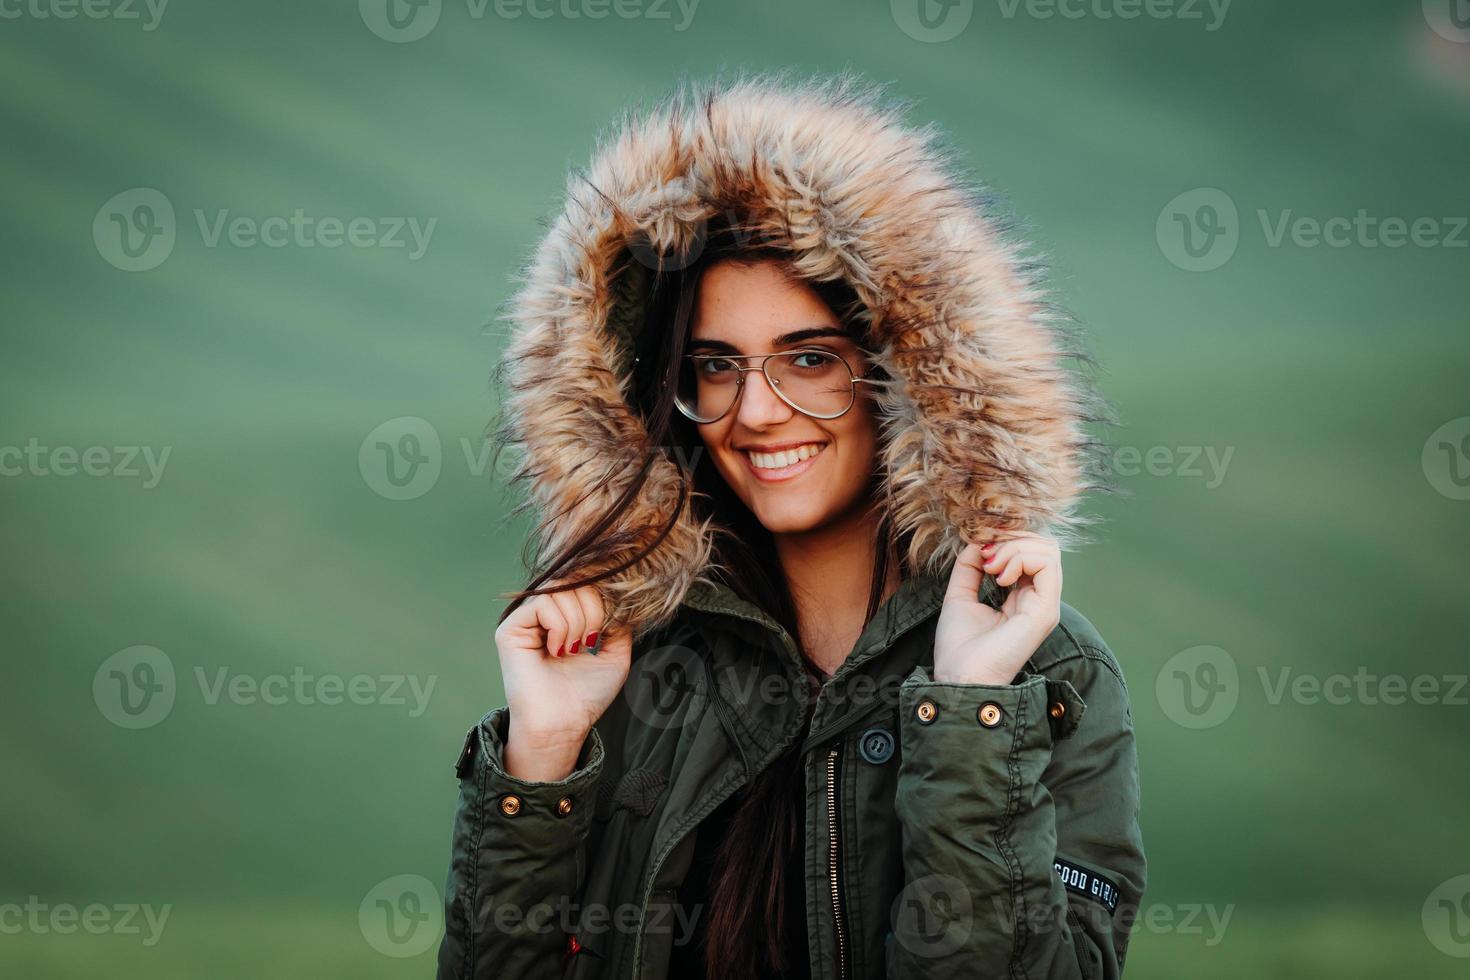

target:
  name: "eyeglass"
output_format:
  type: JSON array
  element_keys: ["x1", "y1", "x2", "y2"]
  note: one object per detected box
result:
[{"x1": 674, "y1": 348, "x2": 878, "y2": 424}]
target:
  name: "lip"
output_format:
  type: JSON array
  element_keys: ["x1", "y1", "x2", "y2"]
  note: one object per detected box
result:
[{"x1": 739, "y1": 442, "x2": 828, "y2": 483}]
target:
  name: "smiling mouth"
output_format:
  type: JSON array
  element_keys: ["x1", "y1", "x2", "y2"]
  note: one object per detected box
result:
[{"x1": 741, "y1": 442, "x2": 828, "y2": 482}]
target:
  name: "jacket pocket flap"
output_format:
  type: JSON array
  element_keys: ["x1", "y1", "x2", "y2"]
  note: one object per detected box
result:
[{"x1": 595, "y1": 767, "x2": 670, "y2": 820}]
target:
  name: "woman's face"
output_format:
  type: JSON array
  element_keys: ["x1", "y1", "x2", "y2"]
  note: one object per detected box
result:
[{"x1": 688, "y1": 259, "x2": 880, "y2": 536}]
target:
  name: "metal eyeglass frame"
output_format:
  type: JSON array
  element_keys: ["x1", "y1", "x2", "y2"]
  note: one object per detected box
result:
[{"x1": 673, "y1": 347, "x2": 880, "y2": 424}]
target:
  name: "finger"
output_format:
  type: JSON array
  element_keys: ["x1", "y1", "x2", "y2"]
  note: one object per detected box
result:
[
  {"x1": 1029, "y1": 545, "x2": 1063, "y2": 609},
  {"x1": 571, "y1": 585, "x2": 605, "y2": 652},
  {"x1": 945, "y1": 540, "x2": 988, "y2": 603},
  {"x1": 989, "y1": 545, "x2": 1050, "y2": 588},
  {"x1": 981, "y1": 537, "x2": 1031, "y2": 578},
  {"x1": 531, "y1": 593, "x2": 568, "y2": 658},
  {"x1": 996, "y1": 544, "x2": 1061, "y2": 594},
  {"x1": 548, "y1": 588, "x2": 586, "y2": 656}
]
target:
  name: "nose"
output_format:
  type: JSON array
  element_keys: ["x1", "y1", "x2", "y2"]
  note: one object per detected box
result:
[{"x1": 734, "y1": 366, "x2": 795, "y2": 428}]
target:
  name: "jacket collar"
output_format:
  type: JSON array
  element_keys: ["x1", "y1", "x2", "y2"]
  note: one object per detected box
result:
[{"x1": 679, "y1": 567, "x2": 1007, "y2": 684}]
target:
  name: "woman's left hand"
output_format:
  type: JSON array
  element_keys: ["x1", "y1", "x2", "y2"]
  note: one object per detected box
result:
[{"x1": 932, "y1": 531, "x2": 1063, "y2": 685}]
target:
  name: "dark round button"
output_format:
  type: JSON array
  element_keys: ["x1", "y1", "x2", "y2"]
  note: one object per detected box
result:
[{"x1": 859, "y1": 727, "x2": 895, "y2": 764}]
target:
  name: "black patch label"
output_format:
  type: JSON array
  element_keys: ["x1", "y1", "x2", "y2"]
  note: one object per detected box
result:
[{"x1": 1053, "y1": 858, "x2": 1120, "y2": 913}]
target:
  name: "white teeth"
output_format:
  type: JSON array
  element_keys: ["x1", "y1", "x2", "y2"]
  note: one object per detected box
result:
[{"x1": 746, "y1": 443, "x2": 825, "y2": 470}]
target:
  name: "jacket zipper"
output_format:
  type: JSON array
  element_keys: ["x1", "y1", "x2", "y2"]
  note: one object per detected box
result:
[{"x1": 826, "y1": 741, "x2": 849, "y2": 980}]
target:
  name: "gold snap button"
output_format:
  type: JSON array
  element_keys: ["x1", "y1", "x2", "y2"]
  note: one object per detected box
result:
[
  {"x1": 499, "y1": 794, "x2": 522, "y2": 816},
  {"x1": 916, "y1": 699, "x2": 938, "y2": 724},
  {"x1": 978, "y1": 703, "x2": 1004, "y2": 728},
  {"x1": 556, "y1": 796, "x2": 574, "y2": 817},
  {"x1": 1049, "y1": 701, "x2": 1066, "y2": 720}
]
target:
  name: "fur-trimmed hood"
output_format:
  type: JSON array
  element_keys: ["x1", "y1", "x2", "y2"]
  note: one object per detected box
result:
[{"x1": 496, "y1": 74, "x2": 1106, "y2": 638}]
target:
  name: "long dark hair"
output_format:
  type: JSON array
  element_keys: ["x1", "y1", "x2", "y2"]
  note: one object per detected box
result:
[{"x1": 497, "y1": 218, "x2": 909, "y2": 976}]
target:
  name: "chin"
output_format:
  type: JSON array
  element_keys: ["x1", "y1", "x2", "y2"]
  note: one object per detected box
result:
[{"x1": 747, "y1": 502, "x2": 831, "y2": 535}]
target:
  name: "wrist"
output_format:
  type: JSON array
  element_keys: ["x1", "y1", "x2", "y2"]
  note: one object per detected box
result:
[
  {"x1": 931, "y1": 664, "x2": 1016, "y2": 686},
  {"x1": 504, "y1": 718, "x2": 590, "y2": 782}
]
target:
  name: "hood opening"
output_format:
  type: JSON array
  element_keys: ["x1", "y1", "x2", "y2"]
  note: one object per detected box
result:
[{"x1": 492, "y1": 73, "x2": 1113, "y2": 638}]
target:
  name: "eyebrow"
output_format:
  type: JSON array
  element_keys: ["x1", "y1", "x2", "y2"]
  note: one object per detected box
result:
[{"x1": 687, "y1": 326, "x2": 858, "y2": 354}]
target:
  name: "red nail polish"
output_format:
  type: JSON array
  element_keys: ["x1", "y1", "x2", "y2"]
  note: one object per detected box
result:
[
  {"x1": 586, "y1": 632, "x2": 599, "y2": 648},
  {"x1": 569, "y1": 639, "x2": 580, "y2": 654},
  {"x1": 555, "y1": 644, "x2": 564, "y2": 657}
]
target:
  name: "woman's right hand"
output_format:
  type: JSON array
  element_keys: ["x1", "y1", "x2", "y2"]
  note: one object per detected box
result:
[{"x1": 494, "y1": 580, "x2": 633, "y2": 781}]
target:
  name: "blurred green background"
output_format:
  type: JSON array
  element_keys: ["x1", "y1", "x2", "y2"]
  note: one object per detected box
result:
[{"x1": 2, "y1": 0, "x2": 1467, "y2": 976}]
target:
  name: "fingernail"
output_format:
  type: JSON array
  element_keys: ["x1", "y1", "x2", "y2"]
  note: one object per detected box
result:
[
  {"x1": 586, "y1": 632, "x2": 599, "y2": 648},
  {"x1": 555, "y1": 644, "x2": 565, "y2": 657},
  {"x1": 569, "y1": 639, "x2": 580, "y2": 654}
]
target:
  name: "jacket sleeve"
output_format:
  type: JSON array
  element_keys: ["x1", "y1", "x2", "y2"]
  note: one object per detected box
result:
[
  {"x1": 436, "y1": 705, "x2": 605, "y2": 980},
  {"x1": 891, "y1": 630, "x2": 1147, "y2": 979}
]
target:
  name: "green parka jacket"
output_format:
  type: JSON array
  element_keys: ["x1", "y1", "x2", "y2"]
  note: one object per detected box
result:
[{"x1": 436, "y1": 75, "x2": 1145, "y2": 979}]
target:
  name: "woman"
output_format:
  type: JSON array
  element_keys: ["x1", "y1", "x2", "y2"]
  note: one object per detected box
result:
[{"x1": 437, "y1": 75, "x2": 1146, "y2": 980}]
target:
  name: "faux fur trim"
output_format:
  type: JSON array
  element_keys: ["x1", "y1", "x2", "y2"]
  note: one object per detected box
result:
[{"x1": 494, "y1": 72, "x2": 1109, "y2": 636}]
